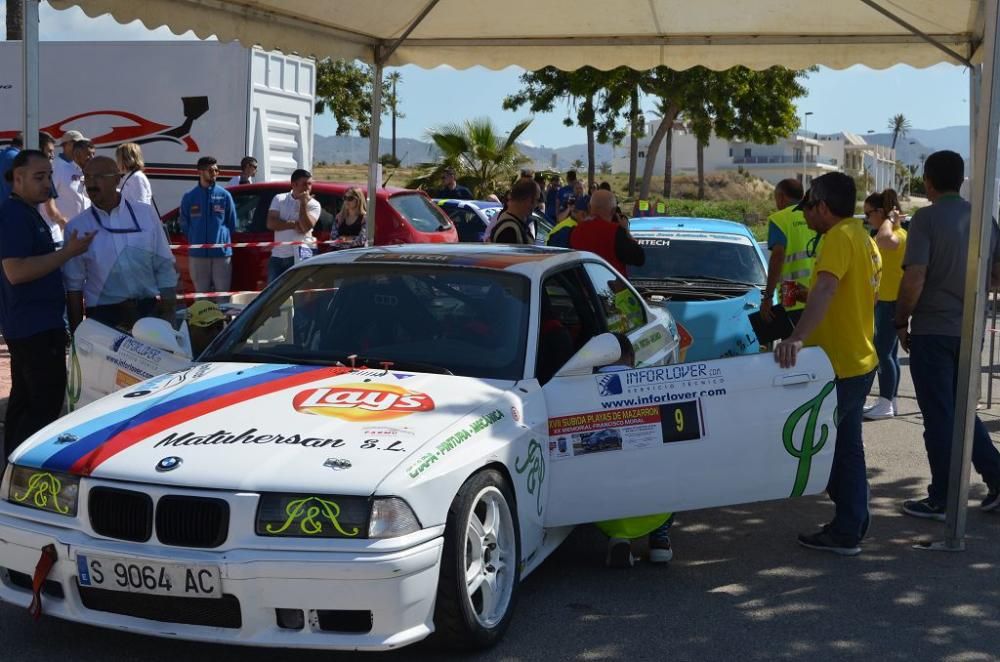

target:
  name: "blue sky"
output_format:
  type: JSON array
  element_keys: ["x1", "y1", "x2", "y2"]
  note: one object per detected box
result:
[{"x1": 4, "y1": 1, "x2": 972, "y2": 148}]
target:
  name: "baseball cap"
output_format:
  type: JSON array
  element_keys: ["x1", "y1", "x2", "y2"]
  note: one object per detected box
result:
[
  {"x1": 57, "y1": 130, "x2": 88, "y2": 145},
  {"x1": 186, "y1": 301, "x2": 225, "y2": 328},
  {"x1": 574, "y1": 195, "x2": 590, "y2": 211}
]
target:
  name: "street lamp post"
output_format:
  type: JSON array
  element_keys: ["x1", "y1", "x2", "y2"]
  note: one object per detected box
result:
[{"x1": 802, "y1": 111, "x2": 814, "y2": 184}]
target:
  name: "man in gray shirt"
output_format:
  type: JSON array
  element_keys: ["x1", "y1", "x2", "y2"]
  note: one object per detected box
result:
[{"x1": 895, "y1": 150, "x2": 1000, "y2": 519}]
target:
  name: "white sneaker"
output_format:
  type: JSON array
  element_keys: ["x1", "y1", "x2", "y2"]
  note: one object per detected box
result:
[
  {"x1": 863, "y1": 397, "x2": 894, "y2": 420},
  {"x1": 863, "y1": 399, "x2": 878, "y2": 413}
]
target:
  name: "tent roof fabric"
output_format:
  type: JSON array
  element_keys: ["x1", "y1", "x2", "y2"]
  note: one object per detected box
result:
[{"x1": 51, "y1": 0, "x2": 983, "y2": 70}]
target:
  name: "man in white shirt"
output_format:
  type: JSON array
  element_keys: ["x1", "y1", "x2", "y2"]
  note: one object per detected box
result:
[
  {"x1": 52, "y1": 138, "x2": 95, "y2": 233},
  {"x1": 229, "y1": 156, "x2": 257, "y2": 186},
  {"x1": 266, "y1": 168, "x2": 320, "y2": 282},
  {"x1": 64, "y1": 156, "x2": 178, "y2": 332}
]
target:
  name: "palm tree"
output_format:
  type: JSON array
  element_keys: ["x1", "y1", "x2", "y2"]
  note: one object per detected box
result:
[
  {"x1": 426, "y1": 117, "x2": 532, "y2": 198},
  {"x1": 384, "y1": 71, "x2": 405, "y2": 161},
  {"x1": 599, "y1": 161, "x2": 612, "y2": 175},
  {"x1": 887, "y1": 113, "x2": 912, "y2": 149},
  {"x1": 571, "y1": 158, "x2": 584, "y2": 170}
]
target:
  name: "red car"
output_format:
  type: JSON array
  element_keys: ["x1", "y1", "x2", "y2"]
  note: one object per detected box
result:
[{"x1": 162, "y1": 182, "x2": 457, "y2": 294}]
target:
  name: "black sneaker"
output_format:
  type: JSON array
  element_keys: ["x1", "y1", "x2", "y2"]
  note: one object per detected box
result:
[
  {"x1": 981, "y1": 486, "x2": 1000, "y2": 512},
  {"x1": 797, "y1": 529, "x2": 861, "y2": 556},
  {"x1": 902, "y1": 498, "x2": 947, "y2": 521},
  {"x1": 605, "y1": 538, "x2": 635, "y2": 568}
]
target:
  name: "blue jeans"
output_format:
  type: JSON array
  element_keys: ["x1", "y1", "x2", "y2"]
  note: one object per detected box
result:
[
  {"x1": 870, "y1": 300, "x2": 900, "y2": 400},
  {"x1": 268, "y1": 256, "x2": 295, "y2": 283},
  {"x1": 827, "y1": 371, "x2": 872, "y2": 543},
  {"x1": 908, "y1": 334, "x2": 1000, "y2": 504}
]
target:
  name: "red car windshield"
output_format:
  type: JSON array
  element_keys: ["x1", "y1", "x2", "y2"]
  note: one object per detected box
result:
[{"x1": 389, "y1": 193, "x2": 452, "y2": 233}]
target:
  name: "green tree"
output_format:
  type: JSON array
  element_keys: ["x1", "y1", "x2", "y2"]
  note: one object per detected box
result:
[
  {"x1": 599, "y1": 161, "x2": 612, "y2": 175},
  {"x1": 638, "y1": 66, "x2": 807, "y2": 201},
  {"x1": 504, "y1": 67, "x2": 626, "y2": 188},
  {"x1": 888, "y1": 113, "x2": 912, "y2": 149},
  {"x1": 315, "y1": 59, "x2": 377, "y2": 136},
  {"x1": 384, "y1": 71, "x2": 405, "y2": 161},
  {"x1": 571, "y1": 158, "x2": 584, "y2": 170},
  {"x1": 424, "y1": 117, "x2": 532, "y2": 198}
]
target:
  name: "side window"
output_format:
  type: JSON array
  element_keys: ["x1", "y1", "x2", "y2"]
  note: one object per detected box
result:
[
  {"x1": 451, "y1": 209, "x2": 486, "y2": 242},
  {"x1": 536, "y1": 268, "x2": 601, "y2": 384},
  {"x1": 230, "y1": 193, "x2": 262, "y2": 233},
  {"x1": 313, "y1": 193, "x2": 342, "y2": 232},
  {"x1": 583, "y1": 262, "x2": 647, "y2": 334}
]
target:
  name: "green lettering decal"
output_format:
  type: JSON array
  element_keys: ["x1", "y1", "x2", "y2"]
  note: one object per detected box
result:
[
  {"x1": 515, "y1": 439, "x2": 546, "y2": 515},
  {"x1": 265, "y1": 497, "x2": 360, "y2": 536},
  {"x1": 12, "y1": 472, "x2": 71, "y2": 514},
  {"x1": 782, "y1": 381, "x2": 835, "y2": 497}
]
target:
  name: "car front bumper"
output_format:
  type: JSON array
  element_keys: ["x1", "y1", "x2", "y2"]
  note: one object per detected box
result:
[{"x1": 0, "y1": 506, "x2": 444, "y2": 651}]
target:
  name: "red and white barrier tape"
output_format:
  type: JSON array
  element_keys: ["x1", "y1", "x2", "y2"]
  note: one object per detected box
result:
[
  {"x1": 177, "y1": 290, "x2": 261, "y2": 300},
  {"x1": 169, "y1": 239, "x2": 346, "y2": 250}
]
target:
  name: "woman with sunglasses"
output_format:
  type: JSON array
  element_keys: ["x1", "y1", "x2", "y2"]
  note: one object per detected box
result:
[
  {"x1": 862, "y1": 189, "x2": 907, "y2": 420},
  {"x1": 333, "y1": 187, "x2": 368, "y2": 248}
]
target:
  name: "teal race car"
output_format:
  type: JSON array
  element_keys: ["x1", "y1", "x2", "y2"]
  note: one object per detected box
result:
[{"x1": 629, "y1": 217, "x2": 768, "y2": 361}]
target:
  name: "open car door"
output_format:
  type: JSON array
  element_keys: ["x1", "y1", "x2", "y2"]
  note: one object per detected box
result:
[{"x1": 541, "y1": 348, "x2": 836, "y2": 526}]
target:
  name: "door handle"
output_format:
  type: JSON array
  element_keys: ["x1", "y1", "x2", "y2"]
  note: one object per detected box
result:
[{"x1": 774, "y1": 373, "x2": 812, "y2": 387}]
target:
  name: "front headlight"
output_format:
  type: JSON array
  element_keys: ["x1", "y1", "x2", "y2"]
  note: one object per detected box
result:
[
  {"x1": 256, "y1": 494, "x2": 370, "y2": 538},
  {"x1": 255, "y1": 494, "x2": 422, "y2": 539},
  {"x1": 368, "y1": 497, "x2": 421, "y2": 538},
  {"x1": 7, "y1": 466, "x2": 80, "y2": 517}
]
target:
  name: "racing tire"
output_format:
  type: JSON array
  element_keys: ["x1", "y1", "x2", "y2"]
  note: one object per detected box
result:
[{"x1": 431, "y1": 469, "x2": 521, "y2": 650}]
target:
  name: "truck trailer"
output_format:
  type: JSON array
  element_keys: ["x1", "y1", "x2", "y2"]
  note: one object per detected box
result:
[{"x1": 1, "y1": 40, "x2": 315, "y2": 212}]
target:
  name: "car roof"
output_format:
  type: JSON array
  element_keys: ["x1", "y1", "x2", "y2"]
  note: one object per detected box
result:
[
  {"x1": 299, "y1": 243, "x2": 578, "y2": 277},
  {"x1": 435, "y1": 199, "x2": 503, "y2": 210},
  {"x1": 630, "y1": 216, "x2": 756, "y2": 239},
  {"x1": 226, "y1": 181, "x2": 416, "y2": 196}
]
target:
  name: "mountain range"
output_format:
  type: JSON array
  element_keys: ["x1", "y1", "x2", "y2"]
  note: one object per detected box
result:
[{"x1": 314, "y1": 126, "x2": 970, "y2": 171}]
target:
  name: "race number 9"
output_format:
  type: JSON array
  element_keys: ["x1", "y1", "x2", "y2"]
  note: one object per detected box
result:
[{"x1": 660, "y1": 401, "x2": 702, "y2": 443}]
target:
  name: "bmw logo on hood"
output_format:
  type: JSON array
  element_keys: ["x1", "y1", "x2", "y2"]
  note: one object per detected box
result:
[{"x1": 156, "y1": 456, "x2": 183, "y2": 472}]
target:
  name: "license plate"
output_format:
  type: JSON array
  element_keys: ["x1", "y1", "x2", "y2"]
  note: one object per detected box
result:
[{"x1": 76, "y1": 554, "x2": 222, "y2": 599}]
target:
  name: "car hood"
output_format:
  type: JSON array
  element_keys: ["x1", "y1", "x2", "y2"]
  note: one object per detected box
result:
[
  {"x1": 12, "y1": 363, "x2": 506, "y2": 495},
  {"x1": 662, "y1": 289, "x2": 762, "y2": 361}
]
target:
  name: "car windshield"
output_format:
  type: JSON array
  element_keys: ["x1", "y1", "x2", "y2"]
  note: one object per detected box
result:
[
  {"x1": 390, "y1": 193, "x2": 452, "y2": 233},
  {"x1": 203, "y1": 263, "x2": 531, "y2": 380},
  {"x1": 631, "y1": 233, "x2": 766, "y2": 286}
]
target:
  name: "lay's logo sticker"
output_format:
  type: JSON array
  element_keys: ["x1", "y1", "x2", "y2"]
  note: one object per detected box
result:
[{"x1": 293, "y1": 383, "x2": 435, "y2": 422}]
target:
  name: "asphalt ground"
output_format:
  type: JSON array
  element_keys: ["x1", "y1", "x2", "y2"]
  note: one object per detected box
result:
[{"x1": 0, "y1": 346, "x2": 998, "y2": 661}]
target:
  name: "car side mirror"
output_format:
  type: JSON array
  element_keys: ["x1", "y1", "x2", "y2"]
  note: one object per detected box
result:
[
  {"x1": 554, "y1": 332, "x2": 623, "y2": 378},
  {"x1": 132, "y1": 317, "x2": 192, "y2": 359}
]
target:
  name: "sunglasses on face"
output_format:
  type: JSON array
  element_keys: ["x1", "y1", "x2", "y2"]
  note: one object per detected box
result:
[
  {"x1": 345, "y1": 195, "x2": 358, "y2": 202},
  {"x1": 864, "y1": 209, "x2": 881, "y2": 219}
]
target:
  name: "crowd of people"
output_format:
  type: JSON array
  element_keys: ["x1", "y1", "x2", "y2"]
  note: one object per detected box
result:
[{"x1": 0, "y1": 132, "x2": 998, "y2": 563}]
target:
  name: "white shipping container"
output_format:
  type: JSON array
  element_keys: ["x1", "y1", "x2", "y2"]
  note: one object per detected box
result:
[{"x1": 0, "y1": 41, "x2": 315, "y2": 212}]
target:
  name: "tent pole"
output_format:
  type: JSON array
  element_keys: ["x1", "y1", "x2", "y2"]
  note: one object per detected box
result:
[
  {"x1": 22, "y1": 0, "x2": 40, "y2": 149},
  {"x1": 366, "y1": 52, "x2": 383, "y2": 245},
  {"x1": 922, "y1": 0, "x2": 1000, "y2": 552},
  {"x1": 858, "y1": 0, "x2": 972, "y2": 67}
]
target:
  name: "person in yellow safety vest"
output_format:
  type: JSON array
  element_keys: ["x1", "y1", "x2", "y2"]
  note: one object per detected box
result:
[
  {"x1": 545, "y1": 195, "x2": 589, "y2": 248},
  {"x1": 761, "y1": 178, "x2": 816, "y2": 326}
]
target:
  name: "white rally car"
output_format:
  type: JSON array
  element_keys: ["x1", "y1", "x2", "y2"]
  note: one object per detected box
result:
[{"x1": 0, "y1": 245, "x2": 836, "y2": 652}]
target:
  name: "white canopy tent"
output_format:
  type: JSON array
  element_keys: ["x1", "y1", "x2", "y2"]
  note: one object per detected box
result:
[{"x1": 19, "y1": 0, "x2": 1000, "y2": 550}]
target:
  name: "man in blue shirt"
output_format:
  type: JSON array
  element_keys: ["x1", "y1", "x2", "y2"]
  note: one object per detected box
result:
[
  {"x1": 179, "y1": 156, "x2": 237, "y2": 293},
  {"x1": 432, "y1": 167, "x2": 473, "y2": 200},
  {"x1": 0, "y1": 150, "x2": 94, "y2": 463},
  {"x1": 0, "y1": 133, "x2": 23, "y2": 202}
]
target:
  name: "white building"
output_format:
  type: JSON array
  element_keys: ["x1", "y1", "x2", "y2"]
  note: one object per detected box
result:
[
  {"x1": 722, "y1": 134, "x2": 839, "y2": 187},
  {"x1": 816, "y1": 131, "x2": 897, "y2": 193},
  {"x1": 612, "y1": 118, "x2": 897, "y2": 192},
  {"x1": 611, "y1": 119, "x2": 732, "y2": 177}
]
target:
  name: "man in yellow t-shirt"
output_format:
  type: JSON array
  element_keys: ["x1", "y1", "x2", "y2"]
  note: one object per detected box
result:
[{"x1": 774, "y1": 172, "x2": 881, "y2": 557}]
